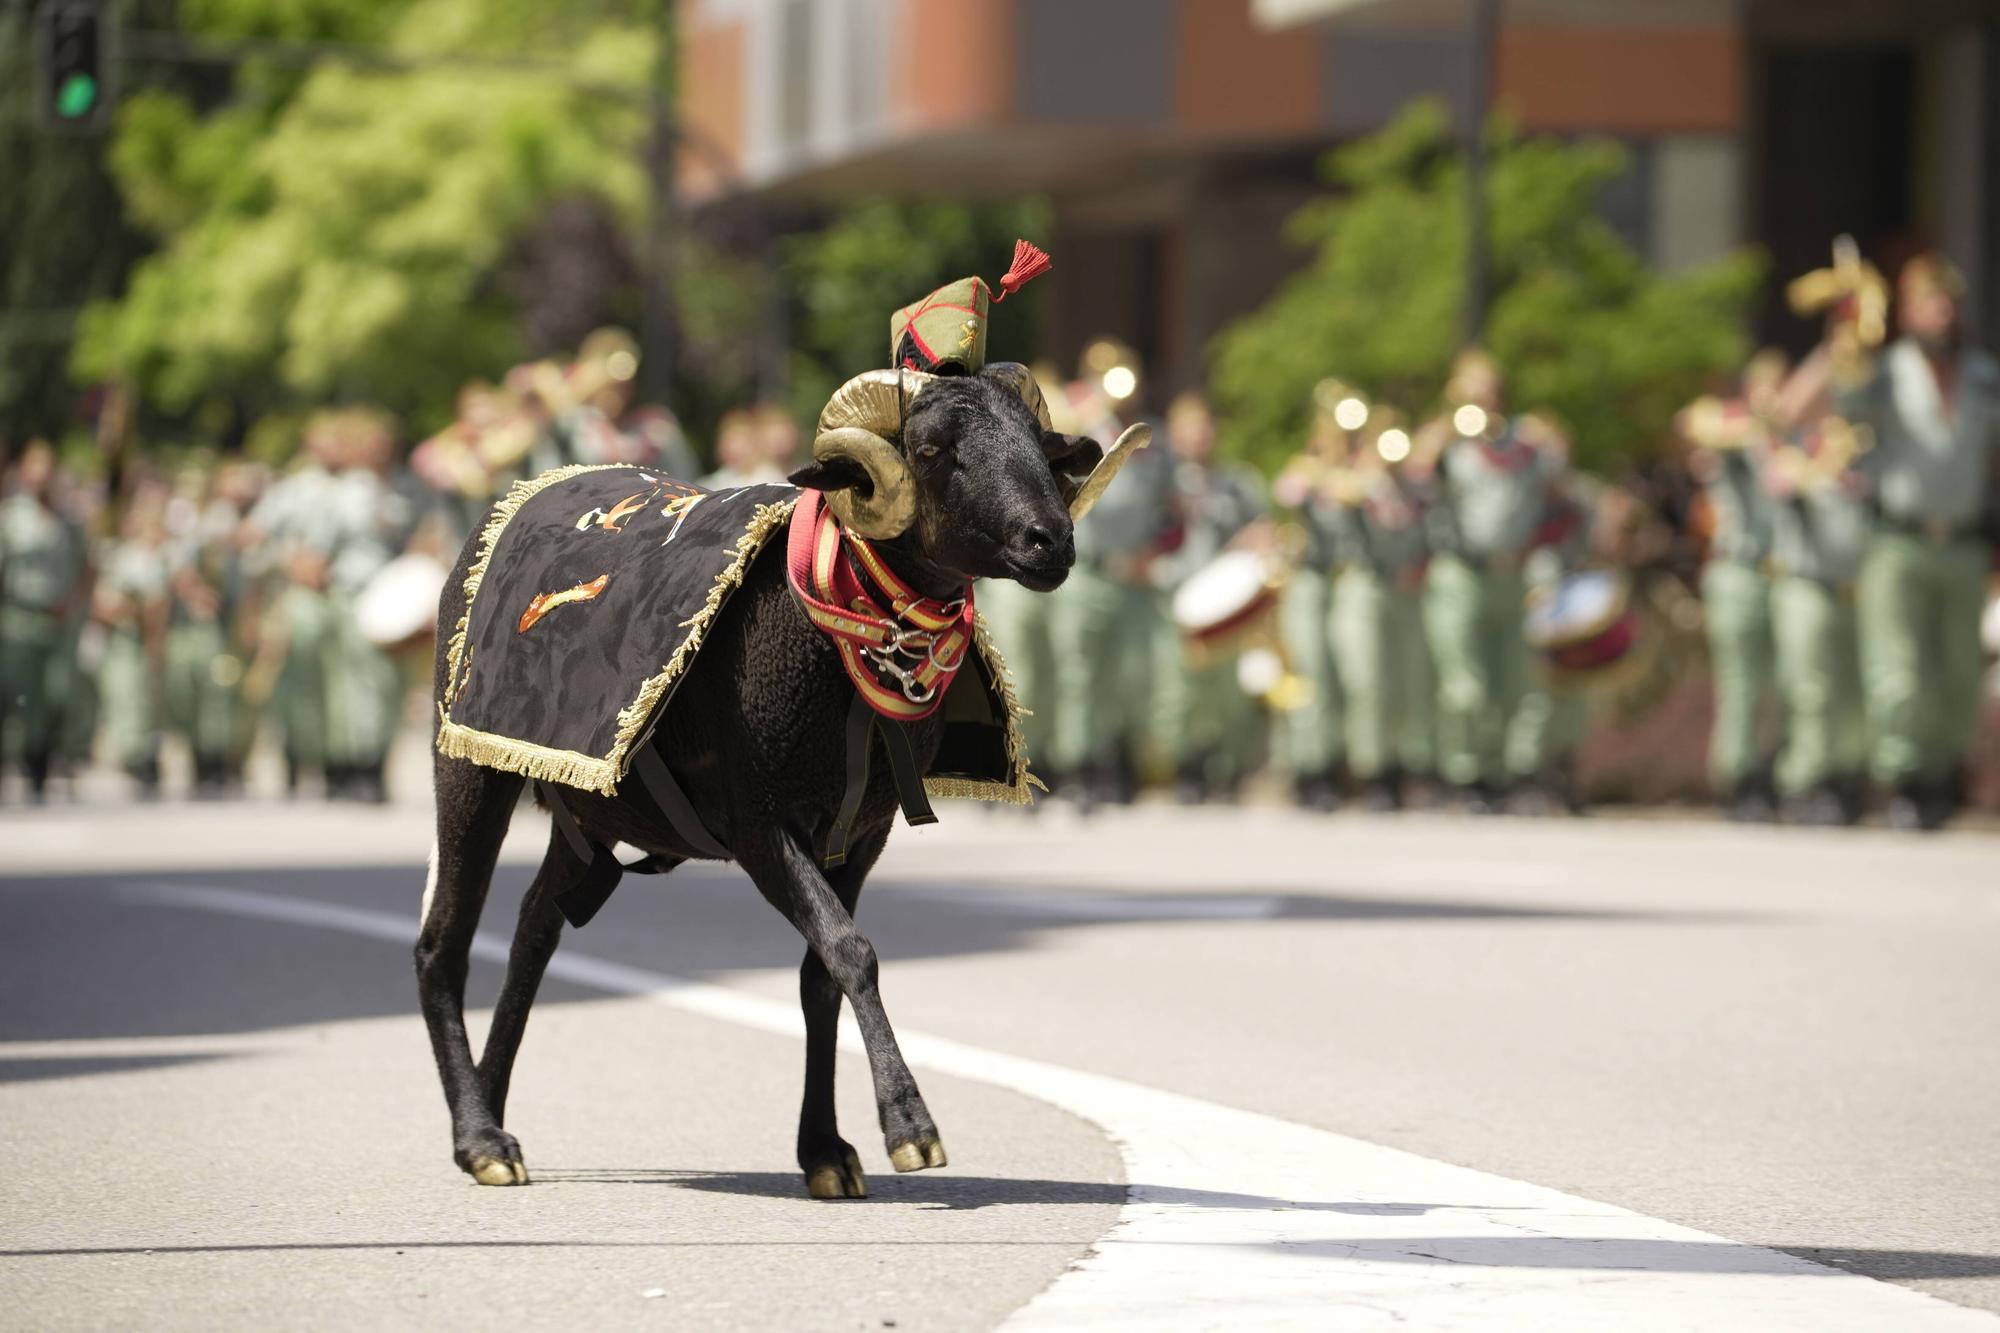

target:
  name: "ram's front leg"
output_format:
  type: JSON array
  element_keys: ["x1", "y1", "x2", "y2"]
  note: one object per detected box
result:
[{"x1": 741, "y1": 828, "x2": 946, "y2": 1194}]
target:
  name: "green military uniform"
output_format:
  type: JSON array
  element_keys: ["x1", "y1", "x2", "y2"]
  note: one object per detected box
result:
[
  {"x1": 1841, "y1": 338, "x2": 2000, "y2": 807},
  {"x1": 95, "y1": 538, "x2": 171, "y2": 785},
  {"x1": 1278, "y1": 480, "x2": 1346, "y2": 805},
  {"x1": 1423, "y1": 425, "x2": 1558, "y2": 799},
  {"x1": 324, "y1": 465, "x2": 419, "y2": 798},
  {"x1": 1329, "y1": 470, "x2": 1434, "y2": 805},
  {"x1": 1767, "y1": 450, "x2": 1870, "y2": 822},
  {"x1": 0, "y1": 493, "x2": 86, "y2": 795},
  {"x1": 1153, "y1": 458, "x2": 1267, "y2": 799},
  {"x1": 1504, "y1": 497, "x2": 1592, "y2": 810},
  {"x1": 976, "y1": 575, "x2": 1058, "y2": 775},
  {"x1": 1049, "y1": 443, "x2": 1173, "y2": 803},
  {"x1": 248, "y1": 461, "x2": 343, "y2": 786},
  {"x1": 1699, "y1": 447, "x2": 1778, "y2": 809},
  {"x1": 165, "y1": 499, "x2": 255, "y2": 791}
]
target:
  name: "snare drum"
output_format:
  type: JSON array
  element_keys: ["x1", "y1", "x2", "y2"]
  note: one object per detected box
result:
[
  {"x1": 1172, "y1": 550, "x2": 1282, "y2": 660},
  {"x1": 355, "y1": 553, "x2": 449, "y2": 653},
  {"x1": 1524, "y1": 570, "x2": 1640, "y2": 677}
]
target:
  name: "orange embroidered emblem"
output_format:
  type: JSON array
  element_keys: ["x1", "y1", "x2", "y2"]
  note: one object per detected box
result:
[{"x1": 518, "y1": 573, "x2": 610, "y2": 633}]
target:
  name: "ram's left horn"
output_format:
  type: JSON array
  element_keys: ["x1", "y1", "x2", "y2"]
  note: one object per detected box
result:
[
  {"x1": 1067, "y1": 423, "x2": 1152, "y2": 522},
  {"x1": 983, "y1": 362, "x2": 1054, "y2": 431}
]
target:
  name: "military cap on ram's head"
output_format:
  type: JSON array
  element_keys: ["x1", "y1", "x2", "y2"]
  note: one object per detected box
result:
[{"x1": 889, "y1": 239, "x2": 1052, "y2": 374}]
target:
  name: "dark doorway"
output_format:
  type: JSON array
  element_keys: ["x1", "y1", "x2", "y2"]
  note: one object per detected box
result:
[{"x1": 1751, "y1": 42, "x2": 1917, "y2": 351}]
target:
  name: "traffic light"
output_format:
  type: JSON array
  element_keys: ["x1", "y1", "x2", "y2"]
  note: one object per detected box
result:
[{"x1": 38, "y1": 0, "x2": 114, "y2": 132}]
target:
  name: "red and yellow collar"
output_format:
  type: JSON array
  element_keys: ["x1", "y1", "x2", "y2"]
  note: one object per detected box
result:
[{"x1": 785, "y1": 489, "x2": 975, "y2": 721}]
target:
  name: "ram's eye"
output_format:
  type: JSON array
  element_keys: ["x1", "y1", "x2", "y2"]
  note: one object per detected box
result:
[{"x1": 913, "y1": 440, "x2": 944, "y2": 461}]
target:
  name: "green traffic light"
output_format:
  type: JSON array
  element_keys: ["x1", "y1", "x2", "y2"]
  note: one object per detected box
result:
[{"x1": 55, "y1": 72, "x2": 98, "y2": 119}]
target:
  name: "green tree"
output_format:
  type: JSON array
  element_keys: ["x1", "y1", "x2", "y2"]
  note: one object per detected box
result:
[
  {"x1": 73, "y1": 0, "x2": 748, "y2": 449},
  {"x1": 1209, "y1": 101, "x2": 1764, "y2": 473},
  {"x1": 781, "y1": 197, "x2": 1052, "y2": 425}
]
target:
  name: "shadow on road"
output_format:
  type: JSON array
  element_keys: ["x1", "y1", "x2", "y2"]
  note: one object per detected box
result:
[
  {"x1": 0, "y1": 859, "x2": 1758, "y2": 1046},
  {"x1": 0, "y1": 1053, "x2": 234, "y2": 1086},
  {"x1": 565, "y1": 1168, "x2": 1502, "y2": 1217},
  {"x1": 7, "y1": 1229, "x2": 1998, "y2": 1279}
]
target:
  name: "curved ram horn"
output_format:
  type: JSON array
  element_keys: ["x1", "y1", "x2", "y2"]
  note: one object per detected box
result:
[
  {"x1": 982, "y1": 361, "x2": 1054, "y2": 430},
  {"x1": 812, "y1": 369, "x2": 935, "y2": 539},
  {"x1": 1067, "y1": 423, "x2": 1153, "y2": 523}
]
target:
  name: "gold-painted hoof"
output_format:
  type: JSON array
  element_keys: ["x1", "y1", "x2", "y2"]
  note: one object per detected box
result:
[
  {"x1": 888, "y1": 1139, "x2": 947, "y2": 1173},
  {"x1": 471, "y1": 1156, "x2": 528, "y2": 1186},
  {"x1": 806, "y1": 1155, "x2": 868, "y2": 1200}
]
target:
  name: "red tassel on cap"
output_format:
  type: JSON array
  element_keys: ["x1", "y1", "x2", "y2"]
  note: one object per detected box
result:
[{"x1": 993, "y1": 239, "x2": 1052, "y2": 302}]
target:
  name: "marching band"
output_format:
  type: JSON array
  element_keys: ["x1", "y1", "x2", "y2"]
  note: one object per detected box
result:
[{"x1": 3, "y1": 249, "x2": 1996, "y2": 827}]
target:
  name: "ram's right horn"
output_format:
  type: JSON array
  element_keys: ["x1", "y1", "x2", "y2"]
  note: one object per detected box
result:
[
  {"x1": 1067, "y1": 422, "x2": 1152, "y2": 523},
  {"x1": 814, "y1": 370, "x2": 934, "y2": 539}
]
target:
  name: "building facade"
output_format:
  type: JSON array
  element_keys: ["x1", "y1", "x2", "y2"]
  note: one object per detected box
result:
[{"x1": 679, "y1": 0, "x2": 1998, "y2": 401}]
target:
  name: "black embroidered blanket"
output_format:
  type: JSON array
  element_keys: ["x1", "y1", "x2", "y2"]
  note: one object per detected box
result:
[{"x1": 436, "y1": 464, "x2": 1030, "y2": 803}]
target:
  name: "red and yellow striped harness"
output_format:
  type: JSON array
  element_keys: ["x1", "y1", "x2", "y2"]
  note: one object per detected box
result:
[{"x1": 785, "y1": 489, "x2": 975, "y2": 721}]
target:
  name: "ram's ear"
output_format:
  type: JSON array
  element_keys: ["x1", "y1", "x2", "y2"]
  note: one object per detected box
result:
[
  {"x1": 1041, "y1": 431, "x2": 1104, "y2": 505},
  {"x1": 788, "y1": 456, "x2": 874, "y2": 495}
]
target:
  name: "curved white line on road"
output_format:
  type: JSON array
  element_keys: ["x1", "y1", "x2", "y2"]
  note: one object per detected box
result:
[{"x1": 129, "y1": 882, "x2": 1996, "y2": 1331}]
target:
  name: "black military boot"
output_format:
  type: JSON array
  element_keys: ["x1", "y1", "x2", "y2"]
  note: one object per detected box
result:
[
  {"x1": 1785, "y1": 782, "x2": 1850, "y2": 828},
  {"x1": 1723, "y1": 774, "x2": 1776, "y2": 823}
]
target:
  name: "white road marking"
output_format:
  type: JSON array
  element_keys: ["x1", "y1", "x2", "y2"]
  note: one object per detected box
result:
[{"x1": 126, "y1": 881, "x2": 1996, "y2": 1331}]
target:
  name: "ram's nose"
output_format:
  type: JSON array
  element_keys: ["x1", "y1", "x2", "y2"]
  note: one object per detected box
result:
[{"x1": 1006, "y1": 519, "x2": 1075, "y2": 591}]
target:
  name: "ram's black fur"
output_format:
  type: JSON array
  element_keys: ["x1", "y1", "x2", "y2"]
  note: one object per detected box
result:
[{"x1": 416, "y1": 367, "x2": 1090, "y2": 1197}]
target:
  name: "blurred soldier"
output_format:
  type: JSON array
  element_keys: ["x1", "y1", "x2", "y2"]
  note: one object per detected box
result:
[
  {"x1": 1049, "y1": 343, "x2": 1172, "y2": 810},
  {"x1": 167, "y1": 461, "x2": 262, "y2": 795},
  {"x1": 244, "y1": 416, "x2": 347, "y2": 792},
  {"x1": 701, "y1": 410, "x2": 780, "y2": 489},
  {"x1": 0, "y1": 440, "x2": 88, "y2": 799},
  {"x1": 1505, "y1": 458, "x2": 1593, "y2": 815},
  {"x1": 1790, "y1": 254, "x2": 2000, "y2": 829},
  {"x1": 93, "y1": 483, "x2": 173, "y2": 794},
  {"x1": 751, "y1": 403, "x2": 803, "y2": 478},
  {"x1": 1151, "y1": 392, "x2": 1268, "y2": 804},
  {"x1": 563, "y1": 328, "x2": 701, "y2": 478},
  {"x1": 1329, "y1": 406, "x2": 1434, "y2": 811},
  {"x1": 1683, "y1": 351, "x2": 1785, "y2": 821},
  {"x1": 1272, "y1": 393, "x2": 1358, "y2": 811},
  {"x1": 1762, "y1": 417, "x2": 1871, "y2": 826},
  {"x1": 324, "y1": 409, "x2": 417, "y2": 802},
  {"x1": 1417, "y1": 349, "x2": 1564, "y2": 812}
]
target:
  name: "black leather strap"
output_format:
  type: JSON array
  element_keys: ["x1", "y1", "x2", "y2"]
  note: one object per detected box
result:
[
  {"x1": 876, "y1": 716, "x2": 938, "y2": 828},
  {"x1": 630, "y1": 743, "x2": 730, "y2": 859},
  {"x1": 823, "y1": 693, "x2": 874, "y2": 868},
  {"x1": 538, "y1": 781, "x2": 626, "y2": 928}
]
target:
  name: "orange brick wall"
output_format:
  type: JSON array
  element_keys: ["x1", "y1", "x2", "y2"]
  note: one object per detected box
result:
[
  {"x1": 1175, "y1": 0, "x2": 1324, "y2": 135},
  {"x1": 1498, "y1": 25, "x2": 1743, "y2": 135},
  {"x1": 894, "y1": 0, "x2": 1018, "y2": 130},
  {"x1": 678, "y1": 1, "x2": 745, "y2": 195}
]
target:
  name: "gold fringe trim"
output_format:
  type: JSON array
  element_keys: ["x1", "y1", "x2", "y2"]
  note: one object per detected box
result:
[
  {"x1": 442, "y1": 463, "x2": 633, "y2": 707},
  {"x1": 923, "y1": 609, "x2": 1038, "y2": 805},
  {"x1": 605, "y1": 498, "x2": 800, "y2": 779},
  {"x1": 437, "y1": 719, "x2": 620, "y2": 795}
]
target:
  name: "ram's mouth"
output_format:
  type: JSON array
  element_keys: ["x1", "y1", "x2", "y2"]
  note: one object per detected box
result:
[{"x1": 1004, "y1": 555, "x2": 1071, "y2": 593}]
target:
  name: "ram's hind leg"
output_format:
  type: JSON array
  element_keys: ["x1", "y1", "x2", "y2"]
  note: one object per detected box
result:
[
  {"x1": 417, "y1": 755, "x2": 525, "y2": 1186},
  {"x1": 796, "y1": 830, "x2": 882, "y2": 1199}
]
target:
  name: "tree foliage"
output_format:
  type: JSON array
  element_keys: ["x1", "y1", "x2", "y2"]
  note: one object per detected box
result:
[
  {"x1": 71, "y1": 0, "x2": 705, "y2": 446},
  {"x1": 1209, "y1": 101, "x2": 1764, "y2": 473}
]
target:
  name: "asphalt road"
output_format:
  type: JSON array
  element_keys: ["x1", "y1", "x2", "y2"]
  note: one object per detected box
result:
[{"x1": 4, "y1": 796, "x2": 1999, "y2": 1328}]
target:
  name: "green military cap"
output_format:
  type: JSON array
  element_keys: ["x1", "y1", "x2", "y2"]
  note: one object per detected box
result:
[{"x1": 890, "y1": 239, "x2": 1051, "y2": 374}]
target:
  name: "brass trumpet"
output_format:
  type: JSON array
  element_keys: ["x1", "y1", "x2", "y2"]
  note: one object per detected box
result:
[{"x1": 1788, "y1": 235, "x2": 1888, "y2": 386}]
